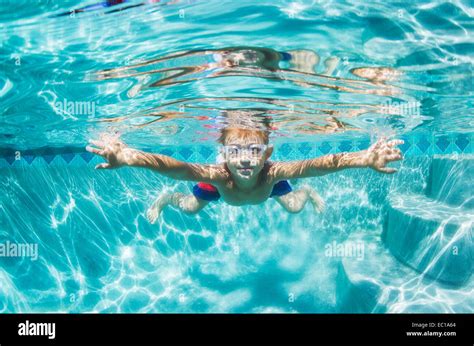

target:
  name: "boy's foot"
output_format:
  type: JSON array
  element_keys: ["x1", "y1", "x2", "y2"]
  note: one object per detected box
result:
[
  {"x1": 146, "y1": 196, "x2": 166, "y2": 224},
  {"x1": 303, "y1": 186, "x2": 325, "y2": 213}
]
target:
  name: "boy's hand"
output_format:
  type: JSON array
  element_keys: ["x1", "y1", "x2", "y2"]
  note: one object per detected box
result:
[
  {"x1": 86, "y1": 134, "x2": 133, "y2": 169},
  {"x1": 364, "y1": 138, "x2": 404, "y2": 174}
]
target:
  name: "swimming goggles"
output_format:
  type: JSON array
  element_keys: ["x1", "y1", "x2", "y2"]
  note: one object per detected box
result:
[{"x1": 223, "y1": 144, "x2": 267, "y2": 158}]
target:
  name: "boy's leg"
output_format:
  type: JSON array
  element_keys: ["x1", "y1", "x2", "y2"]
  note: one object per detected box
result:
[
  {"x1": 275, "y1": 186, "x2": 325, "y2": 214},
  {"x1": 147, "y1": 193, "x2": 209, "y2": 223}
]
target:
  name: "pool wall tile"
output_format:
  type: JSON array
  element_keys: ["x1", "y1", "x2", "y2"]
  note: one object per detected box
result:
[
  {"x1": 0, "y1": 134, "x2": 472, "y2": 168},
  {"x1": 414, "y1": 135, "x2": 432, "y2": 155},
  {"x1": 433, "y1": 135, "x2": 450, "y2": 154},
  {"x1": 318, "y1": 141, "x2": 333, "y2": 155}
]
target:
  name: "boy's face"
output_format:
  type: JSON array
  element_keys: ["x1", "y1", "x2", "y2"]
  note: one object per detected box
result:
[{"x1": 222, "y1": 130, "x2": 273, "y2": 184}]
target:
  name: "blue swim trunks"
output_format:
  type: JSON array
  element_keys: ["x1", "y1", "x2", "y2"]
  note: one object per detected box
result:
[{"x1": 192, "y1": 181, "x2": 292, "y2": 201}]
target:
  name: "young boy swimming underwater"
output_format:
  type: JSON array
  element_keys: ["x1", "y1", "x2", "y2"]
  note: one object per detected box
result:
[{"x1": 86, "y1": 126, "x2": 403, "y2": 223}]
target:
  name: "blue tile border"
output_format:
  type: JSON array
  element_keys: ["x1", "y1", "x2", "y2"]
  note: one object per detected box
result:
[
  {"x1": 434, "y1": 135, "x2": 450, "y2": 153},
  {"x1": 0, "y1": 134, "x2": 472, "y2": 167},
  {"x1": 415, "y1": 135, "x2": 432, "y2": 155}
]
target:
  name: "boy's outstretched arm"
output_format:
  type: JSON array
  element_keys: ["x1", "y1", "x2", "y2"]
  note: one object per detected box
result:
[
  {"x1": 270, "y1": 138, "x2": 403, "y2": 180},
  {"x1": 86, "y1": 134, "x2": 227, "y2": 183}
]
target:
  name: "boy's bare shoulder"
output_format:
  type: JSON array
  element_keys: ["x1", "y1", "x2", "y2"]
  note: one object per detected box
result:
[
  {"x1": 264, "y1": 161, "x2": 283, "y2": 183},
  {"x1": 195, "y1": 163, "x2": 230, "y2": 182},
  {"x1": 265, "y1": 160, "x2": 306, "y2": 181}
]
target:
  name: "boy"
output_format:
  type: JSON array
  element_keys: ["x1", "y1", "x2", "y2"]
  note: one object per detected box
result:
[{"x1": 86, "y1": 129, "x2": 403, "y2": 223}]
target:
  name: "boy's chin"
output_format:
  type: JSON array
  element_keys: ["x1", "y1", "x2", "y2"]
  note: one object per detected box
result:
[{"x1": 235, "y1": 169, "x2": 257, "y2": 180}]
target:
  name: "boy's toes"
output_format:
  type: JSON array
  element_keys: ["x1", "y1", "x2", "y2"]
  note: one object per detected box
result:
[
  {"x1": 314, "y1": 200, "x2": 325, "y2": 213},
  {"x1": 146, "y1": 208, "x2": 158, "y2": 224},
  {"x1": 317, "y1": 198, "x2": 326, "y2": 213},
  {"x1": 311, "y1": 193, "x2": 325, "y2": 213}
]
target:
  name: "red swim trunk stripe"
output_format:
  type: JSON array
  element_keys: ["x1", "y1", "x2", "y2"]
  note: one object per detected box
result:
[{"x1": 197, "y1": 182, "x2": 218, "y2": 192}]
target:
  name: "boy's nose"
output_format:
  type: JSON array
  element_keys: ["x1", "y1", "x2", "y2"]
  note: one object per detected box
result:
[{"x1": 240, "y1": 156, "x2": 252, "y2": 165}]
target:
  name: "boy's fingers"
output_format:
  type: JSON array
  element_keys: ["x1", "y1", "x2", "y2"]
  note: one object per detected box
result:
[
  {"x1": 89, "y1": 139, "x2": 104, "y2": 148},
  {"x1": 378, "y1": 167, "x2": 397, "y2": 174},
  {"x1": 387, "y1": 139, "x2": 404, "y2": 147},
  {"x1": 86, "y1": 146, "x2": 103, "y2": 155},
  {"x1": 373, "y1": 138, "x2": 382, "y2": 148},
  {"x1": 99, "y1": 133, "x2": 109, "y2": 140},
  {"x1": 95, "y1": 163, "x2": 111, "y2": 169},
  {"x1": 392, "y1": 148, "x2": 401, "y2": 155},
  {"x1": 387, "y1": 153, "x2": 402, "y2": 161},
  {"x1": 373, "y1": 136, "x2": 387, "y2": 149}
]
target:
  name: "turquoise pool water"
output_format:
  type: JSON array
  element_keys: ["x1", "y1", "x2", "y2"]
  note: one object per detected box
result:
[{"x1": 0, "y1": 0, "x2": 473, "y2": 313}]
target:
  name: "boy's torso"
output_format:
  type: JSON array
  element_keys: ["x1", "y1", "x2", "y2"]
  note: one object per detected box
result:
[{"x1": 214, "y1": 162, "x2": 277, "y2": 205}]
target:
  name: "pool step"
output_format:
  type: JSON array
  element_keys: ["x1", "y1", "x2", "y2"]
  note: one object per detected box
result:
[
  {"x1": 336, "y1": 231, "x2": 474, "y2": 313},
  {"x1": 383, "y1": 193, "x2": 473, "y2": 286},
  {"x1": 426, "y1": 156, "x2": 474, "y2": 209}
]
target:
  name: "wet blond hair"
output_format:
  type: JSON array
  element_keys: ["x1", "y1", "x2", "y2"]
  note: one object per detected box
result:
[
  {"x1": 217, "y1": 113, "x2": 272, "y2": 145},
  {"x1": 217, "y1": 127, "x2": 269, "y2": 145}
]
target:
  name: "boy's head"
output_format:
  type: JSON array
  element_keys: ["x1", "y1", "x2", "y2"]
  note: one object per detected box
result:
[{"x1": 218, "y1": 126, "x2": 273, "y2": 183}]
